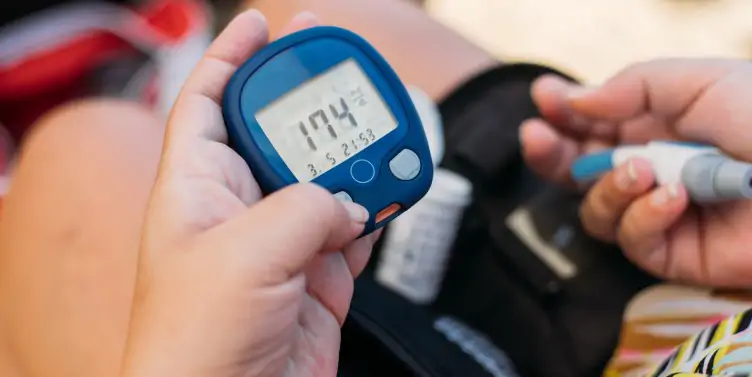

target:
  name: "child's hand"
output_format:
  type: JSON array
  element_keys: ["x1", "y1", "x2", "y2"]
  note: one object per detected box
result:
[
  {"x1": 120, "y1": 10, "x2": 380, "y2": 377},
  {"x1": 521, "y1": 59, "x2": 752, "y2": 287}
]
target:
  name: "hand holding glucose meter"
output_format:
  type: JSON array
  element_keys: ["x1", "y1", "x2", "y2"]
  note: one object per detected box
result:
[{"x1": 222, "y1": 26, "x2": 433, "y2": 235}]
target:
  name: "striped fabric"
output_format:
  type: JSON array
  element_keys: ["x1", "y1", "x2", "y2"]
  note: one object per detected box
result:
[{"x1": 604, "y1": 285, "x2": 752, "y2": 377}]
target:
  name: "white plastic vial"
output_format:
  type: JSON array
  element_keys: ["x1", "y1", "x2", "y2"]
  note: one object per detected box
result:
[
  {"x1": 407, "y1": 85, "x2": 444, "y2": 165},
  {"x1": 376, "y1": 167, "x2": 473, "y2": 304}
]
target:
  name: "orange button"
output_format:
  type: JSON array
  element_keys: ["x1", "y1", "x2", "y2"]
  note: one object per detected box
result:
[{"x1": 376, "y1": 203, "x2": 402, "y2": 224}]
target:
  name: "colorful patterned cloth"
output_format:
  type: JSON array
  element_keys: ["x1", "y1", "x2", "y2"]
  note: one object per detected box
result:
[{"x1": 604, "y1": 285, "x2": 752, "y2": 377}]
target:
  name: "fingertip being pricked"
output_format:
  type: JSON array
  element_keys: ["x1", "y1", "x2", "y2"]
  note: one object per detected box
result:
[
  {"x1": 531, "y1": 74, "x2": 575, "y2": 124},
  {"x1": 520, "y1": 119, "x2": 559, "y2": 157}
]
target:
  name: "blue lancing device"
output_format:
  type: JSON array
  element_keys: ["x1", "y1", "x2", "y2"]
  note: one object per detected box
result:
[
  {"x1": 570, "y1": 141, "x2": 752, "y2": 203},
  {"x1": 222, "y1": 26, "x2": 434, "y2": 235}
]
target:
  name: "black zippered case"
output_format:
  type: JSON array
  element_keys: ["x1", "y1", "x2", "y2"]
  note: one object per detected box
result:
[{"x1": 343, "y1": 63, "x2": 658, "y2": 377}]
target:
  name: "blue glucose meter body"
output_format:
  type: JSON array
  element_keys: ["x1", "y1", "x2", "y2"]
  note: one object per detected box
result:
[{"x1": 222, "y1": 26, "x2": 433, "y2": 235}]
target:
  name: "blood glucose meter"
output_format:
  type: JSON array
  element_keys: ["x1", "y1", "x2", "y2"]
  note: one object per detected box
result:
[{"x1": 222, "y1": 26, "x2": 434, "y2": 234}]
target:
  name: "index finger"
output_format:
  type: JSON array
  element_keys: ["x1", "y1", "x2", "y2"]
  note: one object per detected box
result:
[{"x1": 567, "y1": 58, "x2": 743, "y2": 122}]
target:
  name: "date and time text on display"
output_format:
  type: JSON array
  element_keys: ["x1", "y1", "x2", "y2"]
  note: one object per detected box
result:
[{"x1": 256, "y1": 59, "x2": 398, "y2": 182}]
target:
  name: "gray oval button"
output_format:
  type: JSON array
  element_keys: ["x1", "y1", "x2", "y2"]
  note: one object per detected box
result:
[{"x1": 389, "y1": 149, "x2": 421, "y2": 181}]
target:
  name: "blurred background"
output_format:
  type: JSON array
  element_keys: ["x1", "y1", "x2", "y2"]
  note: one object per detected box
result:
[
  {"x1": 208, "y1": 0, "x2": 752, "y2": 83},
  {"x1": 424, "y1": 0, "x2": 752, "y2": 83},
  {"x1": 1, "y1": 1, "x2": 751, "y2": 376}
]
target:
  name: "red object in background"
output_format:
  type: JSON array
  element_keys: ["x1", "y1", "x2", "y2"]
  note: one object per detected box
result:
[{"x1": 0, "y1": 0, "x2": 207, "y2": 142}]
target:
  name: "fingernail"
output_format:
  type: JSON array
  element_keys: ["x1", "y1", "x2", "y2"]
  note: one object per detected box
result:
[
  {"x1": 568, "y1": 86, "x2": 596, "y2": 99},
  {"x1": 343, "y1": 202, "x2": 369, "y2": 223},
  {"x1": 614, "y1": 161, "x2": 638, "y2": 190},
  {"x1": 292, "y1": 10, "x2": 318, "y2": 24},
  {"x1": 295, "y1": 10, "x2": 317, "y2": 19},
  {"x1": 651, "y1": 184, "x2": 680, "y2": 207},
  {"x1": 245, "y1": 8, "x2": 266, "y2": 21}
]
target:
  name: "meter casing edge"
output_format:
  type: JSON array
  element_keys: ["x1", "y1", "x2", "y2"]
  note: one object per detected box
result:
[{"x1": 222, "y1": 26, "x2": 434, "y2": 234}]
